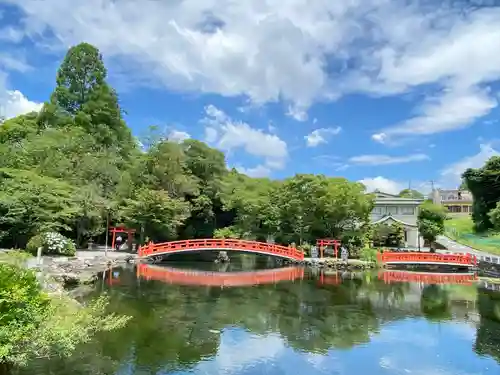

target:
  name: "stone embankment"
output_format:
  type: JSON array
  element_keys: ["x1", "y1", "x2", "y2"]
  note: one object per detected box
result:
[
  {"x1": 296, "y1": 257, "x2": 376, "y2": 270},
  {"x1": 30, "y1": 251, "x2": 138, "y2": 288}
]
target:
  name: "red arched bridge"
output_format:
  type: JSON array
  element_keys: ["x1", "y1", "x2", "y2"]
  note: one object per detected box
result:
[
  {"x1": 377, "y1": 252, "x2": 477, "y2": 268},
  {"x1": 379, "y1": 270, "x2": 478, "y2": 285},
  {"x1": 138, "y1": 239, "x2": 304, "y2": 262},
  {"x1": 136, "y1": 264, "x2": 304, "y2": 287}
]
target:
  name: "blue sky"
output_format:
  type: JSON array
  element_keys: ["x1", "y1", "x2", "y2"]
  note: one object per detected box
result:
[{"x1": 1, "y1": 0, "x2": 500, "y2": 194}]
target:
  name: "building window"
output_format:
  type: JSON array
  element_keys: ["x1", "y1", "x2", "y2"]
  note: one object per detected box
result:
[
  {"x1": 387, "y1": 206, "x2": 398, "y2": 215},
  {"x1": 373, "y1": 206, "x2": 384, "y2": 215},
  {"x1": 400, "y1": 206, "x2": 414, "y2": 215}
]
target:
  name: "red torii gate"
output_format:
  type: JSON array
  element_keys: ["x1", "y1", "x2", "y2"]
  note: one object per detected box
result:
[
  {"x1": 316, "y1": 238, "x2": 340, "y2": 259},
  {"x1": 109, "y1": 226, "x2": 136, "y2": 250}
]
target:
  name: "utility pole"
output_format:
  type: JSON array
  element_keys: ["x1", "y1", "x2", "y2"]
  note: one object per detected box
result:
[{"x1": 105, "y1": 210, "x2": 109, "y2": 257}]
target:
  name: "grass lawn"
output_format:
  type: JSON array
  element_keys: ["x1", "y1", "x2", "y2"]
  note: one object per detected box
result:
[
  {"x1": 446, "y1": 284, "x2": 478, "y2": 302},
  {"x1": 445, "y1": 216, "x2": 500, "y2": 255}
]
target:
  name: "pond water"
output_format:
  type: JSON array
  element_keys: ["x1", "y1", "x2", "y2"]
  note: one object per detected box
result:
[{"x1": 20, "y1": 262, "x2": 500, "y2": 375}]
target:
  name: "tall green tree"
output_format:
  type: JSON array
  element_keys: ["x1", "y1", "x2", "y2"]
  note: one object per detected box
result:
[
  {"x1": 417, "y1": 201, "x2": 447, "y2": 251},
  {"x1": 46, "y1": 42, "x2": 134, "y2": 154},
  {"x1": 50, "y1": 43, "x2": 106, "y2": 114},
  {"x1": 119, "y1": 188, "x2": 190, "y2": 243},
  {"x1": 180, "y1": 139, "x2": 228, "y2": 238},
  {"x1": 463, "y1": 156, "x2": 500, "y2": 231}
]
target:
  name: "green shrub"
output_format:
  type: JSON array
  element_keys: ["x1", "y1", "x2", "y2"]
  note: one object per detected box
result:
[
  {"x1": 359, "y1": 247, "x2": 378, "y2": 263},
  {"x1": 26, "y1": 232, "x2": 76, "y2": 256},
  {"x1": 213, "y1": 227, "x2": 241, "y2": 239},
  {"x1": 0, "y1": 262, "x2": 130, "y2": 369},
  {"x1": 0, "y1": 263, "x2": 50, "y2": 367},
  {"x1": 297, "y1": 242, "x2": 312, "y2": 256}
]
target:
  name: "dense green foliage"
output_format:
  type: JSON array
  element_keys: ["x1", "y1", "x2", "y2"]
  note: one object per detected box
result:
[
  {"x1": 372, "y1": 222, "x2": 405, "y2": 247},
  {"x1": 489, "y1": 202, "x2": 500, "y2": 230},
  {"x1": 417, "y1": 201, "x2": 447, "y2": 250},
  {"x1": 398, "y1": 189, "x2": 424, "y2": 199},
  {"x1": 0, "y1": 257, "x2": 129, "y2": 371},
  {"x1": 463, "y1": 156, "x2": 500, "y2": 231},
  {"x1": 0, "y1": 42, "x2": 374, "y2": 250},
  {"x1": 0, "y1": 264, "x2": 50, "y2": 366}
]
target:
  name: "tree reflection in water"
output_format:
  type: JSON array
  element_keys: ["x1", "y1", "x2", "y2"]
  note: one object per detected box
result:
[{"x1": 15, "y1": 266, "x2": 500, "y2": 374}]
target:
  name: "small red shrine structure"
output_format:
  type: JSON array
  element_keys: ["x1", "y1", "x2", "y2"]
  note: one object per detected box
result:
[
  {"x1": 316, "y1": 238, "x2": 341, "y2": 258},
  {"x1": 109, "y1": 226, "x2": 136, "y2": 250}
]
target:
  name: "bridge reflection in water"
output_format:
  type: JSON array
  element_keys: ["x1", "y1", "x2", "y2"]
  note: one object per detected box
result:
[
  {"x1": 136, "y1": 263, "x2": 305, "y2": 287},
  {"x1": 106, "y1": 264, "x2": 482, "y2": 288},
  {"x1": 379, "y1": 270, "x2": 479, "y2": 285}
]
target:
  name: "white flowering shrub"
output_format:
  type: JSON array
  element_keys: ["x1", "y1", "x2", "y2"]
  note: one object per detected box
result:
[{"x1": 26, "y1": 232, "x2": 76, "y2": 256}]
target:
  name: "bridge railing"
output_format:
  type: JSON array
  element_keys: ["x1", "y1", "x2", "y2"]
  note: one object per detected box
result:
[
  {"x1": 138, "y1": 238, "x2": 304, "y2": 260},
  {"x1": 378, "y1": 270, "x2": 478, "y2": 285},
  {"x1": 377, "y1": 251, "x2": 477, "y2": 266}
]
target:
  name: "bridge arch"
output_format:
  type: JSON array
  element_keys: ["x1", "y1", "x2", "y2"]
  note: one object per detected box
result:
[{"x1": 138, "y1": 238, "x2": 304, "y2": 262}]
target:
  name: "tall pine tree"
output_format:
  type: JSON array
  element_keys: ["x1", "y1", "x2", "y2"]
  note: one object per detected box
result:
[{"x1": 45, "y1": 42, "x2": 134, "y2": 154}]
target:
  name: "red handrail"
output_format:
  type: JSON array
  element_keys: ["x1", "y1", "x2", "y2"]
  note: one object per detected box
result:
[
  {"x1": 377, "y1": 251, "x2": 477, "y2": 267},
  {"x1": 138, "y1": 238, "x2": 304, "y2": 261}
]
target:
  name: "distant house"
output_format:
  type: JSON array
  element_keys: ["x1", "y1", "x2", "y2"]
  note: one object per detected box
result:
[
  {"x1": 432, "y1": 189, "x2": 473, "y2": 216},
  {"x1": 370, "y1": 191, "x2": 425, "y2": 248}
]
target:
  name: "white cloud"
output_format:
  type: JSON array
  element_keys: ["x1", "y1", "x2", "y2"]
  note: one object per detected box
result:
[
  {"x1": 194, "y1": 331, "x2": 285, "y2": 373},
  {"x1": 359, "y1": 176, "x2": 405, "y2": 195},
  {"x1": 202, "y1": 104, "x2": 288, "y2": 173},
  {"x1": 373, "y1": 86, "x2": 497, "y2": 142},
  {"x1": 6, "y1": 0, "x2": 500, "y2": 130},
  {"x1": 236, "y1": 164, "x2": 271, "y2": 178},
  {"x1": 168, "y1": 129, "x2": 190, "y2": 142},
  {"x1": 204, "y1": 127, "x2": 218, "y2": 143},
  {"x1": 305, "y1": 126, "x2": 342, "y2": 147},
  {"x1": 349, "y1": 153, "x2": 429, "y2": 166},
  {"x1": 0, "y1": 89, "x2": 42, "y2": 119},
  {"x1": 440, "y1": 143, "x2": 500, "y2": 188},
  {"x1": 286, "y1": 105, "x2": 308, "y2": 122},
  {"x1": 0, "y1": 27, "x2": 24, "y2": 43},
  {"x1": 0, "y1": 53, "x2": 32, "y2": 72}
]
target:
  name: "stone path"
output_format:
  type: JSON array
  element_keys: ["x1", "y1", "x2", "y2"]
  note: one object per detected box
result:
[{"x1": 436, "y1": 235, "x2": 494, "y2": 257}]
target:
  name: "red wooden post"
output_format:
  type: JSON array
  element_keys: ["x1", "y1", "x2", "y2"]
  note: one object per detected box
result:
[{"x1": 111, "y1": 228, "x2": 116, "y2": 251}]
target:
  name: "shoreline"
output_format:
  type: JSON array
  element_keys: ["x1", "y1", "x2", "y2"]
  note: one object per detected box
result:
[
  {"x1": 36, "y1": 251, "x2": 138, "y2": 286},
  {"x1": 297, "y1": 257, "x2": 377, "y2": 270}
]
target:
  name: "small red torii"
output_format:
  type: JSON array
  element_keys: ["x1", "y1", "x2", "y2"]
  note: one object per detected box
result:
[
  {"x1": 316, "y1": 238, "x2": 340, "y2": 259},
  {"x1": 109, "y1": 226, "x2": 136, "y2": 251}
]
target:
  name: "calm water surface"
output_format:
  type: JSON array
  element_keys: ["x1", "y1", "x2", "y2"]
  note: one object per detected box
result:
[{"x1": 21, "y1": 262, "x2": 500, "y2": 375}]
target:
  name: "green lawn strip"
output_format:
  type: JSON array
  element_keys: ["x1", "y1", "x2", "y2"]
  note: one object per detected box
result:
[{"x1": 445, "y1": 217, "x2": 500, "y2": 255}]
